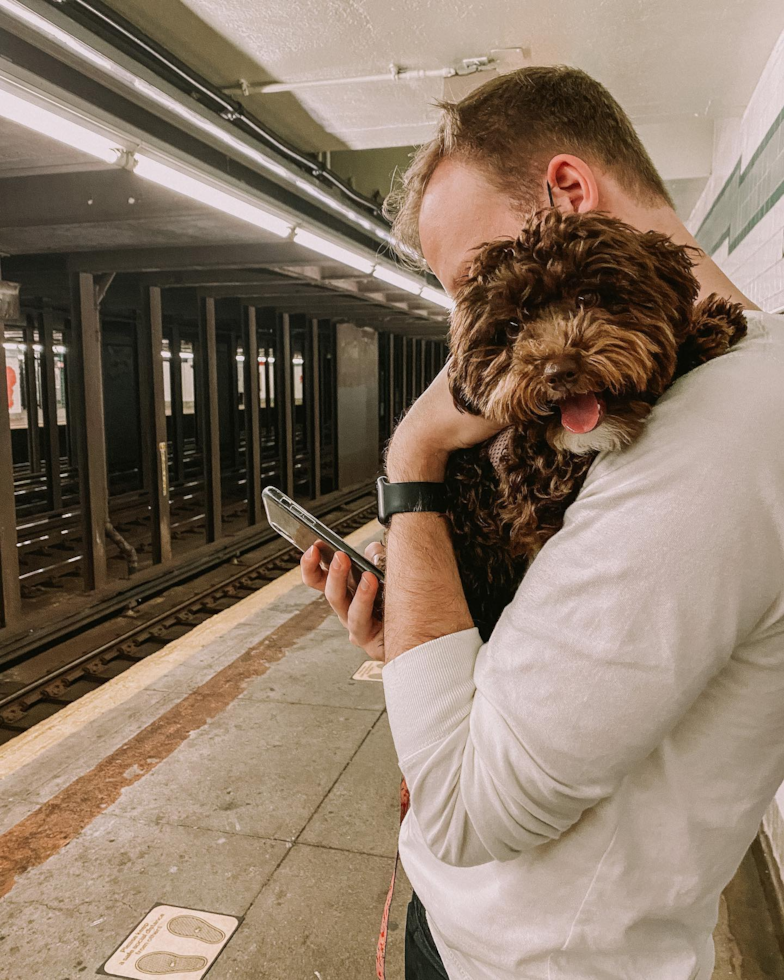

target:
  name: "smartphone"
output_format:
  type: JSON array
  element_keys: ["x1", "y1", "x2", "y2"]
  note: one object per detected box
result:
[{"x1": 262, "y1": 486, "x2": 384, "y2": 595}]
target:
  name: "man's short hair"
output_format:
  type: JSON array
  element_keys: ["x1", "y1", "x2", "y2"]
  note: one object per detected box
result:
[{"x1": 383, "y1": 65, "x2": 674, "y2": 269}]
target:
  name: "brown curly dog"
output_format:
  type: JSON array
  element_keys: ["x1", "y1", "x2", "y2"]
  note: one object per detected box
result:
[{"x1": 441, "y1": 208, "x2": 748, "y2": 639}]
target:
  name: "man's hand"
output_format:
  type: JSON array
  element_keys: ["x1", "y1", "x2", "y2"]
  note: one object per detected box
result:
[
  {"x1": 300, "y1": 542, "x2": 385, "y2": 662},
  {"x1": 300, "y1": 359, "x2": 498, "y2": 663},
  {"x1": 386, "y1": 362, "x2": 503, "y2": 482}
]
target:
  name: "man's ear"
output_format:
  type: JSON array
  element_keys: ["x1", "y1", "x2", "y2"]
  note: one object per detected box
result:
[{"x1": 546, "y1": 154, "x2": 600, "y2": 214}]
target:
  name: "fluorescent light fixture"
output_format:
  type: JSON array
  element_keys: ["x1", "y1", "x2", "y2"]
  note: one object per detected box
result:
[
  {"x1": 0, "y1": 88, "x2": 122, "y2": 163},
  {"x1": 293, "y1": 229, "x2": 374, "y2": 274},
  {"x1": 133, "y1": 79, "x2": 291, "y2": 180},
  {"x1": 295, "y1": 179, "x2": 375, "y2": 232},
  {"x1": 421, "y1": 286, "x2": 455, "y2": 310},
  {"x1": 0, "y1": 0, "x2": 115, "y2": 71},
  {"x1": 373, "y1": 265, "x2": 424, "y2": 295},
  {"x1": 0, "y1": 0, "x2": 394, "y2": 242},
  {"x1": 133, "y1": 154, "x2": 293, "y2": 237}
]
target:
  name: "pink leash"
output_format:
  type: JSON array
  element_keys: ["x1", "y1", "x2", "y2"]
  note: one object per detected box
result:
[{"x1": 375, "y1": 777, "x2": 410, "y2": 980}]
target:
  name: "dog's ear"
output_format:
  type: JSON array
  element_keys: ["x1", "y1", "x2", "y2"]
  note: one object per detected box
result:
[
  {"x1": 447, "y1": 277, "x2": 504, "y2": 416},
  {"x1": 448, "y1": 240, "x2": 532, "y2": 415},
  {"x1": 621, "y1": 231, "x2": 700, "y2": 341},
  {"x1": 675, "y1": 294, "x2": 748, "y2": 375}
]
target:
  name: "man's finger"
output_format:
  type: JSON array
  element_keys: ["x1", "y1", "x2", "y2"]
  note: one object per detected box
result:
[
  {"x1": 323, "y1": 551, "x2": 352, "y2": 626},
  {"x1": 364, "y1": 541, "x2": 385, "y2": 564},
  {"x1": 346, "y1": 572, "x2": 380, "y2": 647},
  {"x1": 300, "y1": 544, "x2": 327, "y2": 592}
]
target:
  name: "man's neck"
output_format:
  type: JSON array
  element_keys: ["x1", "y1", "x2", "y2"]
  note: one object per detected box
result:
[{"x1": 625, "y1": 202, "x2": 760, "y2": 311}]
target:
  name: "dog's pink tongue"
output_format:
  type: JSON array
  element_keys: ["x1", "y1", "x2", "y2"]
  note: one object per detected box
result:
[{"x1": 559, "y1": 393, "x2": 603, "y2": 433}]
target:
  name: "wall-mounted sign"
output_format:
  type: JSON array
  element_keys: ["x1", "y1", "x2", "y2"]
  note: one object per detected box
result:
[{"x1": 0, "y1": 281, "x2": 21, "y2": 323}]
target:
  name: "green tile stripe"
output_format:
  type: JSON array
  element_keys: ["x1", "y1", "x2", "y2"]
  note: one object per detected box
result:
[{"x1": 695, "y1": 103, "x2": 784, "y2": 256}]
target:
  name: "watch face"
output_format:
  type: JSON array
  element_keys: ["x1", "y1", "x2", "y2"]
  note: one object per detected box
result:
[{"x1": 376, "y1": 475, "x2": 390, "y2": 526}]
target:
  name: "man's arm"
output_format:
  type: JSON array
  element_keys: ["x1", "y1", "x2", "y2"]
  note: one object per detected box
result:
[
  {"x1": 378, "y1": 365, "x2": 502, "y2": 661},
  {"x1": 383, "y1": 439, "x2": 474, "y2": 660}
]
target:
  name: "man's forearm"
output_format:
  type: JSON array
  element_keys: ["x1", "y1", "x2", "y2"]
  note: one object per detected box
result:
[{"x1": 384, "y1": 443, "x2": 474, "y2": 663}]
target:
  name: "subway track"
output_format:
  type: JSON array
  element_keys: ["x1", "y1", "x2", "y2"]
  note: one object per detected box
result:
[
  {"x1": 15, "y1": 447, "x2": 323, "y2": 592},
  {"x1": 0, "y1": 486, "x2": 377, "y2": 745}
]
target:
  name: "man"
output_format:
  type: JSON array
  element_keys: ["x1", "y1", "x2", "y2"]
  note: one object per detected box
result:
[{"x1": 301, "y1": 66, "x2": 784, "y2": 979}]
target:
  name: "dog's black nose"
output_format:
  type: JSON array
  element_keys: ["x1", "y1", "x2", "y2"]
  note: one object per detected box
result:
[{"x1": 543, "y1": 354, "x2": 580, "y2": 388}]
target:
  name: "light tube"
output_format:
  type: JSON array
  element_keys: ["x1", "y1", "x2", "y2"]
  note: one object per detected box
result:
[
  {"x1": 295, "y1": 179, "x2": 375, "y2": 232},
  {"x1": 0, "y1": 0, "x2": 393, "y2": 243},
  {"x1": 372, "y1": 265, "x2": 424, "y2": 295},
  {"x1": 0, "y1": 0, "x2": 115, "y2": 71},
  {"x1": 133, "y1": 79, "x2": 291, "y2": 180},
  {"x1": 0, "y1": 88, "x2": 122, "y2": 163},
  {"x1": 133, "y1": 154, "x2": 293, "y2": 237},
  {"x1": 421, "y1": 286, "x2": 455, "y2": 310},
  {"x1": 293, "y1": 229, "x2": 375, "y2": 274}
]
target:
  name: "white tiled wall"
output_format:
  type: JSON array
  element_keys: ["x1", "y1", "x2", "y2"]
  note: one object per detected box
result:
[
  {"x1": 686, "y1": 28, "x2": 784, "y2": 312},
  {"x1": 686, "y1": 25, "x2": 784, "y2": 880}
]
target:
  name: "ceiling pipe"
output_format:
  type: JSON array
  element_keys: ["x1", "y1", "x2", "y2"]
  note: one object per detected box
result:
[
  {"x1": 41, "y1": 0, "x2": 387, "y2": 219},
  {"x1": 225, "y1": 60, "x2": 497, "y2": 97}
]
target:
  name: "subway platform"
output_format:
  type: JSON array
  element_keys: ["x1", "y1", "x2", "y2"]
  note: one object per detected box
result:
[{"x1": 0, "y1": 518, "x2": 780, "y2": 980}]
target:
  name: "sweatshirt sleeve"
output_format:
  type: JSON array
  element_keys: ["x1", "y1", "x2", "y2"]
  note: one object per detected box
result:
[{"x1": 381, "y1": 349, "x2": 784, "y2": 868}]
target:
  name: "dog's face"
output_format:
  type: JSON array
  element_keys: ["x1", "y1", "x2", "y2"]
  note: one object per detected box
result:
[{"x1": 448, "y1": 209, "x2": 700, "y2": 454}]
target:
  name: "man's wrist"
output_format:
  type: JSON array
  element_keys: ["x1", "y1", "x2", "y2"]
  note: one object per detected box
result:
[{"x1": 385, "y1": 437, "x2": 448, "y2": 482}]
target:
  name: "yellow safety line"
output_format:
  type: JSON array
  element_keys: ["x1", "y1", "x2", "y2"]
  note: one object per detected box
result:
[{"x1": 0, "y1": 519, "x2": 382, "y2": 779}]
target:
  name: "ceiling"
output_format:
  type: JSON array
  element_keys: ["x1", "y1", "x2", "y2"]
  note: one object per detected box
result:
[
  {"x1": 103, "y1": 0, "x2": 784, "y2": 148},
  {"x1": 0, "y1": 115, "x2": 447, "y2": 335},
  {"x1": 101, "y1": 0, "x2": 784, "y2": 220}
]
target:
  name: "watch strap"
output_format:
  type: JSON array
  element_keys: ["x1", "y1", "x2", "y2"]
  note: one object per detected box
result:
[{"x1": 377, "y1": 476, "x2": 447, "y2": 526}]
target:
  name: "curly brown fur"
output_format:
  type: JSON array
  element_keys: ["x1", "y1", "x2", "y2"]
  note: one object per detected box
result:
[{"x1": 442, "y1": 209, "x2": 748, "y2": 639}]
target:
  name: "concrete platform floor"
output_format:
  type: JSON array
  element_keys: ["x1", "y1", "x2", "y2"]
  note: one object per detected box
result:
[{"x1": 0, "y1": 521, "x2": 781, "y2": 979}]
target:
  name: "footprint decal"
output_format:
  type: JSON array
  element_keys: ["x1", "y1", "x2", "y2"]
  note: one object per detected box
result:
[
  {"x1": 167, "y1": 914, "x2": 226, "y2": 944},
  {"x1": 136, "y1": 950, "x2": 208, "y2": 974}
]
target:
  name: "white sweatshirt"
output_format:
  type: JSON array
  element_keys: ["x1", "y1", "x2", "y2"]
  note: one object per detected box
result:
[{"x1": 382, "y1": 309, "x2": 784, "y2": 980}]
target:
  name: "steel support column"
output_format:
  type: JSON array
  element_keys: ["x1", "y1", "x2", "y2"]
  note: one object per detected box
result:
[
  {"x1": 0, "y1": 316, "x2": 21, "y2": 627},
  {"x1": 280, "y1": 312, "x2": 295, "y2": 497},
  {"x1": 310, "y1": 317, "x2": 321, "y2": 499},
  {"x1": 228, "y1": 324, "x2": 242, "y2": 469},
  {"x1": 69, "y1": 272, "x2": 108, "y2": 591},
  {"x1": 198, "y1": 296, "x2": 222, "y2": 541},
  {"x1": 169, "y1": 324, "x2": 185, "y2": 485},
  {"x1": 242, "y1": 306, "x2": 262, "y2": 524},
  {"x1": 23, "y1": 319, "x2": 41, "y2": 474},
  {"x1": 38, "y1": 309, "x2": 62, "y2": 511},
  {"x1": 135, "y1": 310, "x2": 153, "y2": 493},
  {"x1": 140, "y1": 286, "x2": 172, "y2": 563},
  {"x1": 401, "y1": 337, "x2": 408, "y2": 408},
  {"x1": 387, "y1": 332, "x2": 395, "y2": 438}
]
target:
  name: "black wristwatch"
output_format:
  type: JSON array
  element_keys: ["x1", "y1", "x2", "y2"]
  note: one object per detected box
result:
[{"x1": 376, "y1": 475, "x2": 448, "y2": 527}]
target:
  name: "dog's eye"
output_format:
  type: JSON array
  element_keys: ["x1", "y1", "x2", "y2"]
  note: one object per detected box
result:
[
  {"x1": 577, "y1": 292, "x2": 599, "y2": 308},
  {"x1": 508, "y1": 318, "x2": 520, "y2": 329}
]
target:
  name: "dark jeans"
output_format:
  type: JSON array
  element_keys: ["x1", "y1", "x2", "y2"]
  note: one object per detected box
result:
[{"x1": 405, "y1": 890, "x2": 450, "y2": 979}]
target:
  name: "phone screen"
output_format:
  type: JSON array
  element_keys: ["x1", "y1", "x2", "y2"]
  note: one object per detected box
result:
[
  {"x1": 269, "y1": 513, "x2": 357, "y2": 587},
  {"x1": 262, "y1": 489, "x2": 383, "y2": 598}
]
